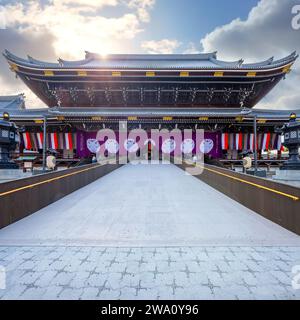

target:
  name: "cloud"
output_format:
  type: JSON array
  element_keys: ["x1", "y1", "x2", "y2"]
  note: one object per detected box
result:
[
  {"x1": 141, "y1": 39, "x2": 181, "y2": 54},
  {"x1": 0, "y1": 28, "x2": 56, "y2": 108},
  {"x1": 183, "y1": 42, "x2": 200, "y2": 54},
  {"x1": 0, "y1": 0, "x2": 156, "y2": 107},
  {"x1": 201, "y1": 0, "x2": 300, "y2": 110},
  {"x1": 2, "y1": 1, "x2": 143, "y2": 59},
  {"x1": 127, "y1": 0, "x2": 155, "y2": 22},
  {"x1": 55, "y1": 0, "x2": 119, "y2": 8}
]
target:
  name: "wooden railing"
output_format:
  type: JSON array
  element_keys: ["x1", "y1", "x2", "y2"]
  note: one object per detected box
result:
[{"x1": 176, "y1": 161, "x2": 300, "y2": 235}]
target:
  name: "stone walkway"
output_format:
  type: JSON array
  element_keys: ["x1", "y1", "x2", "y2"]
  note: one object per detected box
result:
[
  {"x1": 0, "y1": 246, "x2": 300, "y2": 300},
  {"x1": 0, "y1": 163, "x2": 300, "y2": 299},
  {"x1": 0, "y1": 164, "x2": 299, "y2": 247}
]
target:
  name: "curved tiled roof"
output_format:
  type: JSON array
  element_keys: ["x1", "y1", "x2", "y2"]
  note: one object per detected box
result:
[
  {"x1": 3, "y1": 50, "x2": 298, "y2": 70},
  {"x1": 0, "y1": 94, "x2": 298, "y2": 121},
  {"x1": 46, "y1": 106, "x2": 300, "y2": 120},
  {"x1": 0, "y1": 94, "x2": 25, "y2": 110}
]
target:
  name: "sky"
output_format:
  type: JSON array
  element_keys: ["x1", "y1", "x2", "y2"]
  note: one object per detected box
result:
[{"x1": 0, "y1": 0, "x2": 299, "y2": 109}]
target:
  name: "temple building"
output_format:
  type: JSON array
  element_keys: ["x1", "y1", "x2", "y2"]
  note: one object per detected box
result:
[{"x1": 1, "y1": 50, "x2": 299, "y2": 164}]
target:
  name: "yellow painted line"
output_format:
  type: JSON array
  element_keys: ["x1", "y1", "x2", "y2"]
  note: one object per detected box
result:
[
  {"x1": 0, "y1": 164, "x2": 104, "y2": 198},
  {"x1": 193, "y1": 163, "x2": 299, "y2": 201}
]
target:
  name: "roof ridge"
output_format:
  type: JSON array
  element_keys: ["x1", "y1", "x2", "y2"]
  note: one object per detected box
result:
[
  {"x1": 84, "y1": 51, "x2": 218, "y2": 61},
  {"x1": 0, "y1": 94, "x2": 25, "y2": 110},
  {"x1": 3, "y1": 50, "x2": 298, "y2": 70}
]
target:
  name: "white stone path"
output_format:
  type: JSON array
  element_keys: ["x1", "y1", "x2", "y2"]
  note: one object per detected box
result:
[{"x1": 0, "y1": 163, "x2": 300, "y2": 299}]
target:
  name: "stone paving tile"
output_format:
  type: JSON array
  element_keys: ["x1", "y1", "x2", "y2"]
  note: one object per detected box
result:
[
  {"x1": 50, "y1": 271, "x2": 75, "y2": 286},
  {"x1": 58, "y1": 288, "x2": 83, "y2": 300},
  {"x1": 1, "y1": 284, "x2": 27, "y2": 300},
  {"x1": 80, "y1": 287, "x2": 99, "y2": 300},
  {"x1": 40, "y1": 285, "x2": 63, "y2": 300},
  {"x1": 18, "y1": 271, "x2": 43, "y2": 286},
  {"x1": 86, "y1": 273, "x2": 108, "y2": 288},
  {"x1": 19, "y1": 287, "x2": 47, "y2": 300},
  {"x1": 0, "y1": 246, "x2": 300, "y2": 300}
]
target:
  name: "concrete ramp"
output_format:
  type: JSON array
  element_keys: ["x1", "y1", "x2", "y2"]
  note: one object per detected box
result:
[{"x1": 0, "y1": 163, "x2": 299, "y2": 246}]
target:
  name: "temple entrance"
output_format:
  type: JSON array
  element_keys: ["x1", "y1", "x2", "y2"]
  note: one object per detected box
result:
[{"x1": 148, "y1": 141, "x2": 152, "y2": 160}]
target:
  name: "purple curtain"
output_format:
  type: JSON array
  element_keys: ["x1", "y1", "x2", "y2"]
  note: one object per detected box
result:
[{"x1": 76, "y1": 130, "x2": 222, "y2": 158}]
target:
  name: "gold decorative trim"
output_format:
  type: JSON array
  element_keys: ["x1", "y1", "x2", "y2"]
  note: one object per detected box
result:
[
  {"x1": 9, "y1": 62, "x2": 19, "y2": 72},
  {"x1": 282, "y1": 65, "x2": 292, "y2": 73},
  {"x1": 180, "y1": 71, "x2": 189, "y2": 77},
  {"x1": 146, "y1": 71, "x2": 155, "y2": 77},
  {"x1": 77, "y1": 71, "x2": 87, "y2": 76},
  {"x1": 44, "y1": 70, "x2": 54, "y2": 76},
  {"x1": 258, "y1": 119, "x2": 267, "y2": 124},
  {"x1": 112, "y1": 71, "x2": 121, "y2": 77},
  {"x1": 34, "y1": 119, "x2": 44, "y2": 124},
  {"x1": 214, "y1": 71, "x2": 224, "y2": 77}
]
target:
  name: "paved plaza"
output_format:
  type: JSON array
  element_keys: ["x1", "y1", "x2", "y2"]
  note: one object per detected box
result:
[
  {"x1": 0, "y1": 163, "x2": 300, "y2": 299},
  {"x1": 1, "y1": 246, "x2": 300, "y2": 300}
]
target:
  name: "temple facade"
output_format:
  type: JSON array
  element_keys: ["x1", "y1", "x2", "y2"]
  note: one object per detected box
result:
[
  {"x1": 3, "y1": 50, "x2": 298, "y2": 109},
  {"x1": 1, "y1": 51, "x2": 299, "y2": 164}
]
